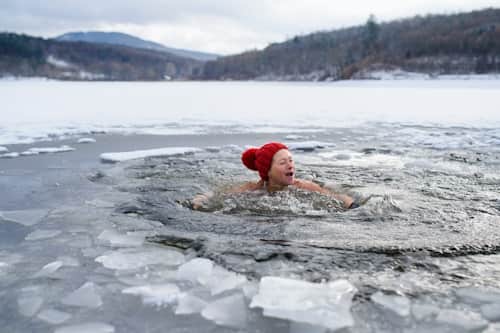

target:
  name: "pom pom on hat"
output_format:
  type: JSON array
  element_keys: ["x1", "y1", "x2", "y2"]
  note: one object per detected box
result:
[
  {"x1": 241, "y1": 142, "x2": 288, "y2": 181},
  {"x1": 241, "y1": 147, "x2": 258, "y2": 171}
]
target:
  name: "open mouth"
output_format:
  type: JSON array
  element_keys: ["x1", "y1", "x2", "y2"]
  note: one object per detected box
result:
[{"x1": 285, "y1": 172, "x2": 294, "y2": 177}]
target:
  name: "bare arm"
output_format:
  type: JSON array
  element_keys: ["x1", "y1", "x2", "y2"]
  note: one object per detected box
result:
[
  {"x1": 191, "y1": 180, "x2": 264, "y2": 210},
  {"x1": 294, "y1": 179, "x2": 354, "y2": 209}
]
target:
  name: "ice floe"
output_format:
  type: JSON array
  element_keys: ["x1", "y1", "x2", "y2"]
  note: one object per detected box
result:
[
  {"x1": 250, "y1": 276, "x2": 357, "y2": 330},
  {"x1": 435, "y1": 309, "x2": 488, "y2": 331},
  {"x1": 100, "y1": 147, "x2": 202, "y2": 163},
  {"x1": 23, "y1": 145, "x2": 75, "y2": 155},
  {"x1": 122, "y1": 284, "x2": 181, "y2": 306},
  {"x1": 36, "y1": 308, "x2": 71, "y2": 324},
  {"x1": 175, "y1": 293, "x2": 208, "y2": 315},
  {"x1": 18, "y1": 295, "x2": 44, "y2": 317},
  {"x1": 286, "y1": 141, "x2": 334, "y2": 151},
  {"x1": 201, "y1": 293, "x2": 248, "y2": 328},
  {"x1": 95, "y1": 248, "x2": 185, "y2": 270},
  {"x1": 371, "y1": 291, "x2": 411, "y2": 317},
  {"x1": 0, "y1": 152, "x2": 19, "y2": 158},
  {"x1": 0, "y1": 209, "x2": 49, "y2": 226},
  {"x1": 61, "y1": 282, "x2": 103, "y2": 308},
  {"x1": 97, "y1": 229, "x2": 145, "y2": 247},
  {"x1": 176, "y1": 258, "x2": 214, "y2": 284},
  {"x1": 25, "y1": 229, "x2": 62, "y2": 241},
  {"x1": 77, "y1": 137, "x2": 96, "y2": 144},
  {"x1": 34, "y1": 260, "x2": 63, "y2": 278},
  {"x1": 54, "y1": 322, "x2": 115, "y2": 333},
  {"x1": 0, "y1": 146, "x2": 8, "y2": 153}
]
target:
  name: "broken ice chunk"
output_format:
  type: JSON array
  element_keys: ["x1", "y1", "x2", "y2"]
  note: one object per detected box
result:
[
  {"x1": 56, "y1": 256, "x2": 80, "y2": 267},
  {"x1": 122, "y1": 284, "x2": 180, "y2": 306},
  {"x1": 175, "y1": 293, "x2": 208, "y2": 314},
  {"x1": 176, "y1": 258, "x2": 213, "y2": 284},
  {"x1": 411, "y1": 303, "x2": 440, "y2": 320},
  {"x1": 36, "y1": 308, "x2": 71, "y2": 324},
  {"x1": 204, "y1": 266, "x2": 247, "y2": 296},
  {"x1": 0, "y1": 209, "x2": 49, "y2": 226},
  {"x1": 25, "y1": 229, "x2": 62, "y2": 241},
  {"x1": 435, "y1": 309, "x2": 488, "y2": 331},
  {"x1": 201, "y1": 293, "x2": 247, "y2": 328},
  {"x1": 250, "y1": 276, "x2": 357, "y2": 331},
  {"x1": 289, "y1": 322, "x2": 327, "y2": 333},
  {"x1": 371, "y1": 291, "x2": 411, "y2": 317},
  {"x1": 480, "y1": 303, "x2": 500, "y2": 322},
  {"x1": 456, "y1": 286, "x2": 500, "y2": 305},
  {"x1": 34, "y1": 261, "x2": 63, "y2": 278},
  {"x1": 95, "y1": 248, "x2": 184, "y2": 270},
  {"x1": 97, "y1": 230, "x2": 144, "y2": 247},
  {"x1": 0, "y1": 146, "x2": 8, "y2": 153},
  {"x1": 61, "y1": 282, "x2": 102, "y2": 308},
  {"x1": 54, "y1": 322, "x2": 115, "y2": 333},
  {"x1": 77, "y1": 138, "x2": 96, "y2": 144}
]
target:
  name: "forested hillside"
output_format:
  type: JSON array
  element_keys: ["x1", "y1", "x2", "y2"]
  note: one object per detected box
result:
[
  {"x1": 200, "y1": 8, "x2": 500, "y2": 80},
  {"x1": 0, "y1": 33, "x2": 202, "y2": 80}
]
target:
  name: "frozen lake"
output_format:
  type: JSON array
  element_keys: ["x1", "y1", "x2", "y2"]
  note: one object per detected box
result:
[
  {"x1": 1, "y1": 80, "x2": 500, "y2": 145},
  {"x1": 1, "y1": 80, "x2": 500, "y2": 333}
]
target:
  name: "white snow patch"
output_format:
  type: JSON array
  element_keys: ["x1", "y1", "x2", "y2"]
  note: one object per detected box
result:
[
  {"x1": 37, "y1": 308, "x2": 71, "y2": 324},
  {"x1": 201, "y1": 293, "x2": 248, "y2": 328},
  {"x1": 100, "y1": 147, "x2": 202, "y2": 163},
  {"x1": 25, "y1": 229, "x2": 62, "y2": 241},
  {"x1": 61, "y1": 282, "x2": 102, "y2": 308},
  {"x1": 0, "y1": 209, "x2": 49, "y2": 226},
  {"x1": 122, "y1": 284, "x2": 181, "y2": 306},
  {"x1": 95, "y1": 248, "x2": 185, "y2": 270},
  {"x1": 77, "y1": 137, "x2": 96, "y2": 144},
  {"x1": 46, "y1": 55, "x2": 73, "y2": 69},
  {"x1": 250, "y1": 277, "x2": 357, "y2": 330},
  {"x1": 371, "y1": 291, "x2": 411, "y2": 317},
  {"x1": 54, "y1": 322, "x2": 115, "y2": 333}
]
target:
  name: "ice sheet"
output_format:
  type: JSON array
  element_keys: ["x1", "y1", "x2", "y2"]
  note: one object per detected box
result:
[
  {"x1": 25, "y1": 229, "x2": 62, "y2": 241},
  {"x1": 371, "y1": 291, "x2": 411, "y2": 317}
]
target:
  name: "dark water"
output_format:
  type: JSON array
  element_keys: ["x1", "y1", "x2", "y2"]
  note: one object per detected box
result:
[{"x1": 87, "y1": 125, "x2": 500, "y2": 331}]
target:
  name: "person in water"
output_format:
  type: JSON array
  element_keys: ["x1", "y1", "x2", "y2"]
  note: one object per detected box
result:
[{"x1": 192, "y1": 142, "x2": 356, "y2": 210}]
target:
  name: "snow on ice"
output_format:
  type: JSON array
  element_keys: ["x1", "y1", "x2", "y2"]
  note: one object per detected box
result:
[{"x1": 100, "y1": 147, "x2": 202, "y2": 163}]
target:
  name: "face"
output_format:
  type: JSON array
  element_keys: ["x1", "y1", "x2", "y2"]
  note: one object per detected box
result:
[{"x1": 268, "y1": 149, "x2": 295, "y2": 186}]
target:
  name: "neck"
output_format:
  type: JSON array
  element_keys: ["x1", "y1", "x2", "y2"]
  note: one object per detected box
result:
[{"x1": 265, "y1": 180, "x2": 288, "y2": 192}]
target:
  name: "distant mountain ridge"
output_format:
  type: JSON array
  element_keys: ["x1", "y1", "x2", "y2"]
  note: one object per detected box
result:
[
  {"x1": 0, "y1": 32, "x2": 202, "y2": 80},
  {"x1": 200, "y1": 8, "x2": 500, "y2": 80},
  {"x1": 56, "y1": 31, "x2": 219, "y2": 61}
]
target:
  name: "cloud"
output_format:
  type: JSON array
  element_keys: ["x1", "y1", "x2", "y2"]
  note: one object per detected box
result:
[{"x1": 2, "y1": 0, "x2": 500, "y2": 54}]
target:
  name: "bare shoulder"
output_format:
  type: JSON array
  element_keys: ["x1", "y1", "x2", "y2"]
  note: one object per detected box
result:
[
  {"x1": 293, "y1": 179, "x2": 324, "y2": 192},
  {"x1": 228, "y1": 180, "x2": 264, "y2": 193}
]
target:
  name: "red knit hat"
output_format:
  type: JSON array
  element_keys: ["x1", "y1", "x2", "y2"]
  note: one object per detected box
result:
[{"x1": 241, "y1": 142, "x2": 288, "y2": 181}]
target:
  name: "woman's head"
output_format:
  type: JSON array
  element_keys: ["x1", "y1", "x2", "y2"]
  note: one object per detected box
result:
[{"x1": 241, "y1": 142, "x2": 295, "y2": 186}]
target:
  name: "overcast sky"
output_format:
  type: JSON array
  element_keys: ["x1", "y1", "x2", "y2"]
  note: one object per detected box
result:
[{"x1": 2, "y1": 0, "x2": 500, "y2": 55}]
